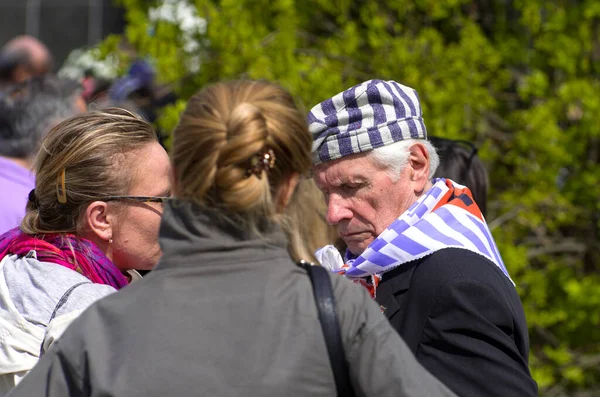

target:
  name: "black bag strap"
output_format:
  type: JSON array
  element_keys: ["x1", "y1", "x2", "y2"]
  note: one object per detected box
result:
[
  {"x1": 298, "y1": 261, "x2": 356, "y2": 397},
  {"x1": 40, "y1": 281, "x2": 90, "y2": 357}
]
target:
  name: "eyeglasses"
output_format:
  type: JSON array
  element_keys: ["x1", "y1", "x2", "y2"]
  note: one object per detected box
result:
[{"x1": 100, "y1": 196, "x2": 172, "y2": 204}]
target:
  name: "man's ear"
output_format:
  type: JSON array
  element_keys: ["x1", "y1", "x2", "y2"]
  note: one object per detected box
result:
[
  {"x1": 408, "y1": 142, "x2": 431, "y2": 193},
  {"x1": 82, "y1": 201, "x2": 114, "y2": 242},
  {"x1": 277, "y1": 172, "x2": 300, "y2": 213}
]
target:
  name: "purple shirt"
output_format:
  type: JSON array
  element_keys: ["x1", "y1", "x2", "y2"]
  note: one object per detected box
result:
[{"x1": 0, "y1": 157, "x2": 35, "y2": 234}]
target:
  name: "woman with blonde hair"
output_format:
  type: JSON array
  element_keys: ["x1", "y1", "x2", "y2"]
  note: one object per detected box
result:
[
  {"x1": 285, "y1": 178, "x2": 341, "y2": 263},
  {"x1": 0, "y1": 108, "x2": 170, "y2": 392},
  {"x1": 9, "y1": 81, "x2": 455, "y2": 397}
]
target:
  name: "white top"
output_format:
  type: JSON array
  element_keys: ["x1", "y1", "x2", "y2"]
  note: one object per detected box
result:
[{"x1": 0, "y1": 251, "x2": 135, "y2": 394}]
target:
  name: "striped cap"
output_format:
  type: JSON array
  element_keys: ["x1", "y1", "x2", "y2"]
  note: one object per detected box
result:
[{"x1": 308, "y1": 79, "x2": 427, "y2": 165}]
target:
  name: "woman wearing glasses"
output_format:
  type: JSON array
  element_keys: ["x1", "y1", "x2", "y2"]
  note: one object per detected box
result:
[
  {"x1": 9, "y1": 81, "x2": 455, "y2": 397},
  {"x1": 0, "y1": 108, "x2": 170, "y2": 392}
]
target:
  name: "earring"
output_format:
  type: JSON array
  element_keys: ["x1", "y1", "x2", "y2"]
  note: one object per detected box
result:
[{"x1": 108, "y1": 238, "x2": 113, "y2": 244}]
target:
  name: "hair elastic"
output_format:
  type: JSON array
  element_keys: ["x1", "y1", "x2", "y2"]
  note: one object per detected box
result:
[{"x1": 28, "y1": 189, "x2": 39, "y2": 209}]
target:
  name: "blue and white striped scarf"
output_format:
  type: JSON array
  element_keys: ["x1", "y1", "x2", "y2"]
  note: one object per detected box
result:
[{"x1": 316, "y1": 178, "x2": 513, "y2": 297}]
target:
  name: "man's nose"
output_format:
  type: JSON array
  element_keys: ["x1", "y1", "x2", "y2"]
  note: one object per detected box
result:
[{"x1": 325, "y1": 194, "x2": 352, "y2": 225}]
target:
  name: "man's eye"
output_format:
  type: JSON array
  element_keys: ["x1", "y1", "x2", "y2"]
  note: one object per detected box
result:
[{"x1": 342, "y1": 184, "x2": 360, "y2": 193}]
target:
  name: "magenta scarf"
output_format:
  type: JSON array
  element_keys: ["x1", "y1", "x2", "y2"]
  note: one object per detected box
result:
[{"x1": 0, "y1": 227, "x2": 129, "y2": 290}]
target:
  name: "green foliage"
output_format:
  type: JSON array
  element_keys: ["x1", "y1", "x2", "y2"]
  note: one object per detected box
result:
[{"x1": 107, "y1": 0, "x2": 600, "y2": 394}]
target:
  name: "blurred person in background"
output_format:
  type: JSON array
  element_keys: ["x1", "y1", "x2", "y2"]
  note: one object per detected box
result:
[
  {"x1": 430, "y1": 136, "x2": 489, "y2": 217},
  {"x1": 103, "y1": 59, "x2": 176, "y2": 147},
  {"x1": 0, "y1": 108, "x2": 171, "y2": 394},
  {"x1": 0, "y1": 36, "x2": 53, "y2": 88},
  {"x1": 9, "y1": 80, "x2": 456, "y2": 397},
  {"x1": 311, "y1": 79, "x2": 538, "y2": 397},
  {"x1": 0, "y1": 75, "x2": 86, "y2": 234},
  {"x1": 108, "y1": 59, "x2": 177, "y2": 121}
]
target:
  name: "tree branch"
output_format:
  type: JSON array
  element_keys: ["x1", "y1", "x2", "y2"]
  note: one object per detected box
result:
[
  {"x1": 527, "y1": 241, "x2": 587, "y2": 259},
  {"x1": 488, "y1": 205, "x2": 523, "y2": 230}
]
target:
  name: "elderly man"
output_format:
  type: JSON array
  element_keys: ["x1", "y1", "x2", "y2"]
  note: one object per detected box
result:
[
  {"x1": 310, "y1": 79, "x2": 538, "y2": 397},
  {"x1": 0, "y1": 75, "x2": 85, "y2": 233}
]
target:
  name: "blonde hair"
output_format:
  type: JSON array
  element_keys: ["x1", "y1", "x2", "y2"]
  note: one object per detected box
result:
[
  {"x1": 286, "y1": 179, "x2": 340, "y2": 263},
  {"x1": 172, "y1": 80, "x2": 312, "y2": 235},
  {"x1": 21, "y1": 107, "x2": 157, "y2": 234}
]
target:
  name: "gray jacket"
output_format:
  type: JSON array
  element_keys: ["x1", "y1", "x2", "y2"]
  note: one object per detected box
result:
[{"x1": 8, "y1": 201, "x2": 456, "y2": 397}]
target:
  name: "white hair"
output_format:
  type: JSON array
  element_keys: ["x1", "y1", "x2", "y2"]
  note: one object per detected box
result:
[{"x1": 368, "y1": 139, "x2": 440, "y2": 181}]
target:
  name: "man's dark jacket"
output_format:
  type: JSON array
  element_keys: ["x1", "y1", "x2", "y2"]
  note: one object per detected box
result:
[{"x1": 375, "y1": 247, "x2": 538, "y2": 397}]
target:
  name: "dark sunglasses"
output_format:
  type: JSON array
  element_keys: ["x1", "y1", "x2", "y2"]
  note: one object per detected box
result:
[
  {"x1": 429, "y1": 136, "x2": 478, "y2": 157},
  {"x1": 429, "y1": 136, "x2": 479, "y2": 180}
]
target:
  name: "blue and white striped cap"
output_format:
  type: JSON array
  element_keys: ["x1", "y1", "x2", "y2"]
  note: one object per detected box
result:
[{"x1": 308, "y1": 79, "x2": 427, "y2": 165}]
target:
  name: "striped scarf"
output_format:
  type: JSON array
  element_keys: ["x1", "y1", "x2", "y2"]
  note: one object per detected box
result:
[
  {"x1": 316, "y1": 178, "x2": 512, "y2": 298},
  {"x1": 0, "y1": 227, "x2": 129, "y2": 290}
]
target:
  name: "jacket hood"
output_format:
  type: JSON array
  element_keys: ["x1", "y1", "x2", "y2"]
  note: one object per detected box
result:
[{"x1": 155, "y1": 199, "x2": 289, "y2": 271}]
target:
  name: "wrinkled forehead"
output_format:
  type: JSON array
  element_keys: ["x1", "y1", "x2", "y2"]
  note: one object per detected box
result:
[{"x1": 312, "y1": 152, "x2": 373, "y2": 188}]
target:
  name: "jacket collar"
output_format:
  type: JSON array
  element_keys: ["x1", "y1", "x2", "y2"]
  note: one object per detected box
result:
[
  {"x1": 375, "y1": 261, "x2": 419, "y2": 319},
  {"x1": 155, "y1": 199, "x2": 289, "y2": 271}
]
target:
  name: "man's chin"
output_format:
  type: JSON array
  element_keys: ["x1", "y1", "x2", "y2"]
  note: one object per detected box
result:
[{"x1": 345, "y1": 238, "x2": 373, "y2": 256}]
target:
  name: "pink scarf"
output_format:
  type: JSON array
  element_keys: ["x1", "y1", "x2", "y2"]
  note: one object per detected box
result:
[{"x1": 0, "y1": 227, "x2": 129, "y2": 290}]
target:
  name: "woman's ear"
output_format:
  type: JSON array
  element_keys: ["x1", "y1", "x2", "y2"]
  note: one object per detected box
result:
[
  {"x1": 409, "y1": 142, "x2": 431, "y2": 193},
  {"x1": 277, "y1": 172, "x2": 300, "y2": 213},
  {"x1": 82, "y1": 201, "x2": 113, "y2": 242}
]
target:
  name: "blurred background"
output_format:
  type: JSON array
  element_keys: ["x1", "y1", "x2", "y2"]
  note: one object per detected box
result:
[
  {"x1": 1, "y1": 1, "x2": 599, "y2": 396},
  {"x1": 0, "y1": 0, "x2": 125, "y2": 65}
]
